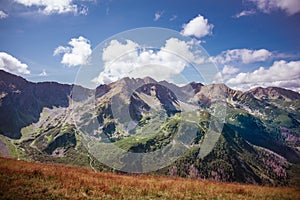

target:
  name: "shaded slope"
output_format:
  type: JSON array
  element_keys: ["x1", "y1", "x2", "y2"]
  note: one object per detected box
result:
[{"x1": 0, "y1": 70, "x2": 71, "y2": 138}]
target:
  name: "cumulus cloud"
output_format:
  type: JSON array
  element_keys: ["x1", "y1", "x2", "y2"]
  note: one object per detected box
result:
[
  {"x1": 53, "y1": 36, "x2": 92, "y2": 67},
  {"x1": 0, "y1": 52, "x2": 30, "y2": 75},
  {"x1": 14, "y1": 0, "x2": 88, "y2": 15},
  {"x1": 212, "y1": 48, "x2": 272, "y2": 64},
  {"x1": 154, "y1": 11, "x2": 163, "y2": 21},
  {"x1": 181, "y1": 14, "x2": 214, "y2": 38},
  {"x1": 247, "y1": 0, "x2": 300, "y2": 15},
  {"x1": 102, "y1": 39, "x2": 139, "y2": 63},
  {"x1": 214, "y1": 65, "x2": 239, "y2": 82},
  {"x1": 0, "y1": 10, "x2": 8, "y2": 19},
  {"x1": 234, "y1": 10, "x2": 256, "y2": 18},
  {"x1": 227, "y1": 60, "x2": 300, "y2": 92},
  {"x1": 93, "y1": 38, "x2": 205, "y2": 84},
  {"x1": 222, "y1": 65, "x2": 240, "y2": 75}
]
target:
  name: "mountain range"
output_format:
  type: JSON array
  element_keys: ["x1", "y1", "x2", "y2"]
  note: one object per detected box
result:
[{"x1": 0, "y1": 69, "x2": 299, "y2": 186}]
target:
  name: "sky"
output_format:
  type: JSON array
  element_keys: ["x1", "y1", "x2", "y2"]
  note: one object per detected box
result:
[{"x1": 0, "y1": 0, "x2": 300, "y2": 92}]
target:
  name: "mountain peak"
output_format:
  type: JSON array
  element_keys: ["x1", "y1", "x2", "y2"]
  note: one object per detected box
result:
[
  {"x1": 247, "y1": 86, "x2": 300, "y2": 100},
  {"x1": 181, "y1": 82, "x2": 204, "y2": 94},
  {"x1": 108, "y1": 76, "x2": 157, "y2": 89},
  {"x1": 0, "y1": 70, "x2": 28, "y2": 90},
  {"x1": 141, "y1": 76, "x2": 157, "y2": 83}
]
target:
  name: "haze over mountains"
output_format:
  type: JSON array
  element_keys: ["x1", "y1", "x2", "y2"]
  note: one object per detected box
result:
[{"x1": 0, "y1": 69, "x2": 299, "y2": 186}]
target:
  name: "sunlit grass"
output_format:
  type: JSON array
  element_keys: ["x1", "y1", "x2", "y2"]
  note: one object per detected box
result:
[{"x1": 0, "y1": 157, "x2": 299, "y2": 199}]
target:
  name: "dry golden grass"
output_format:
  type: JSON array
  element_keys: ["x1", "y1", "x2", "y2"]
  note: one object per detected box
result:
[{"x1": 0, "y1": 157, "x2": 299, "y2": 199}]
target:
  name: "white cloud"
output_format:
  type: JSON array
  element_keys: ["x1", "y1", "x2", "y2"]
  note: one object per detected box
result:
[
  {"x1": 169, "y1": 15, "x2": 177, "y2": 21},
  {"x1": 102, "y1": 39, "x2": 139, "y2": 63},
  {"x1": 230, "y1": 79, "x2": 300, "y2": 93},
  {"x1": 79, "y1": 6, "x2": 88, "y2": 16},
  {"x1": 212, "y1": 48, "x2": 272, "y2": 64},
  {"x1": 222, "y1": 65, "x2": 240, "y2": 75},
  {"x1": 248, "y1": 0, "x2": 300, "y2": 15},
  {"x1": 0, "y1": 52, "x2": 30, "y2": 75},
  {"x1": 14, "y1": 0, "x2": 88, "y2": 15},
  {"x1": 234, "y1": 10, "x2": 256, "y2": 18},
  {"x1": 38, "y1": 69, "x2": 47, "y2": 77},
  {"x1": 181, "y1": 14, "x2": 214, "y2": 38},
  {"x1": 214, "y1": 65, "x2": 239, "y2": 82},
  {"x1": 93, "y1": 38, "x2": 205, "y2": 84},
  {"x1": 227, "y1": 60, "x2": 300, "y2": 92},
  {"x1": 53, "y1": 46, "x2": 69, "y2": 55},
  {"x1": 0, "y1": 10, "x2": 8, "y2": 19},
  {"x1": 154, "y1": 11, "x2": 163, "y2": 21},
  {"x1": 54, "y1": 36, "x2": 92, "y2": 67}
]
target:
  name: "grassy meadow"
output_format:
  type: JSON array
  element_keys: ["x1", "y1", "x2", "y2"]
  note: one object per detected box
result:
[{"x1": 0, "y1": 157, "x2": 299, "y2": 199}]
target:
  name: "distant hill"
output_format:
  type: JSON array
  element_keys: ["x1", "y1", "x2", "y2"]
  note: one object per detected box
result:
[{"x1": 0, "y1": 70, "x2": 299, "y2": 186}]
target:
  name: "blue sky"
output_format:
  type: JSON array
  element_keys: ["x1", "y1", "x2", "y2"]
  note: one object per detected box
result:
[{"x1": 0, "y1": 0, "x2": 300, "y2": 92}]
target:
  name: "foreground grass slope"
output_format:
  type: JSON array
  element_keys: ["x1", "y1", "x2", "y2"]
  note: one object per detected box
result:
[{"x1": 0, "y1": 158, "x2": 299, "y2": 199}]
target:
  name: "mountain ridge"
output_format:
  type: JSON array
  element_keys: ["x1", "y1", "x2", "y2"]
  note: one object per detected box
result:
[{"x1": 0, "y1": 69, "x2": 299, "y2": 186}]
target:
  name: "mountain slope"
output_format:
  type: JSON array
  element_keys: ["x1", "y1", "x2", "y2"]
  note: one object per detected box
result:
[
  {"x1": 0, "y1": 70, "x2": 71, "y2": 138},
  {"x1": 1, "y1": 157, "x2": 299, "y2": 200},
  {"x1": 0, "y1": 70, "x2": 93, "y2": 139},
  {"x1": 0, "y1": 70, "x2": 299, "y2": 186}
]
